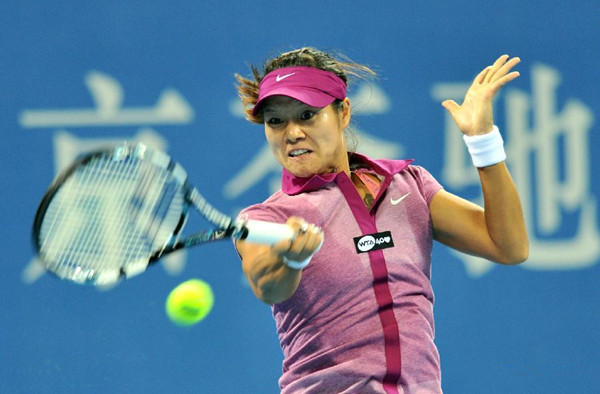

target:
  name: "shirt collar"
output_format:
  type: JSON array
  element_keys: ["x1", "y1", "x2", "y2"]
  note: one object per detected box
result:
[{"x1": 281, "y1": 152, "x2": 413, "y2": 195}]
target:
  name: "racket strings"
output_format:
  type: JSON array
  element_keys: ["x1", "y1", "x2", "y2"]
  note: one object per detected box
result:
[
  {"x1": 91, "y1": 157, "x2": 182, "y2": 278},
  {"x1": 48, "y1": 156, "x2": 120, "y2": 271},
  {"x1": 42, "y1": 157, "x2": 105, "y2": 264},
  {"x1": 39, "y1": 153, "x2": 185, "y2": 284},
  {"x1": 43, "y1": 157, "x2": 142, "y2": 281},
  {"x1": 126, "y1": 161, "x2": 181, "y2": 268},
  {"x1": 103, "y1": 157, "x2": 151, "y2": 277},
  {"x1": 82, "y1": 158, "x2": 135, "y2": 274},
  {"x1": 73, "y1": 159, "x2": 121, "y2": 278},
  {"x1": 87, "y1": 157, "x2": 148, "y2": 280}
]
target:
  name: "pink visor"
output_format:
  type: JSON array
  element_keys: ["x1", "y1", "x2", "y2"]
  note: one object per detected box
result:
[{"x1": 252, "y1": 66, "x2": 347, "y2": 116}]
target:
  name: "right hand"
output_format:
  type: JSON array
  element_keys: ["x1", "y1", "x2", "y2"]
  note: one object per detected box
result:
[{"x1": 272, "y1": 216, "x2": 323, "y2": 265}]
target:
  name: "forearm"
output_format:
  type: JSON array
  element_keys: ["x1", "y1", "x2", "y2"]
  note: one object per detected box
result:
[
  {"x1": 237, "y1": 216, "x2": 322, "y2": 304},
  {"x1": 478, "y1": 162, "x2": 529, "y2": 264},
  {"x1": 243, "y1": 247, "x2": 302, "y2": 304},
  {"x1": 438, "y1": 55, "x2": 527, "y2": 264}
]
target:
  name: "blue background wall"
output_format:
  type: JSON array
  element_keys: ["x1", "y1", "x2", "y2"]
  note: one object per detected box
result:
[{"x1": 2, "y1": 1, "x2": 599, "y2": 393}]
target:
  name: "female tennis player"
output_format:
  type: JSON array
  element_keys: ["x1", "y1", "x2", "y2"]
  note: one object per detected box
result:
[{"x1": 234, "y1": 47, "x2": 528, "y2": 394}]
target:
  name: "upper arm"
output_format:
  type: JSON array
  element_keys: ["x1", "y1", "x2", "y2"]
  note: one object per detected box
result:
[{"x1": 429, "y1": 189, "x2": 501, "y2": 262}]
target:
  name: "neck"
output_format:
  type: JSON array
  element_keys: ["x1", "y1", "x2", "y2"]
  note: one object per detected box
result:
[{"x1": 332, "y1": 152, "x2": 352, "y2": 175}]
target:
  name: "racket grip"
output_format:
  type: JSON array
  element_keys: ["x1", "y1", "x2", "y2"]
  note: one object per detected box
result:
[{"x1": 239, "y1": 219, "x2": 294, "y2": 245}]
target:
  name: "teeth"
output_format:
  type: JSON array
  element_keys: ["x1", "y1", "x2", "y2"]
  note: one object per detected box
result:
[{"x1": 290, "y1": 149, "x2": 309, "y2": 157}]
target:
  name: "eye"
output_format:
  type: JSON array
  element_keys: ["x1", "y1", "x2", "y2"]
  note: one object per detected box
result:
[
  {"x1": 266, "y1": 117, "x2": 284, "y2": 126},
  {"x1": 299, "y1": 110, "x2": 315, "y2": 121}
]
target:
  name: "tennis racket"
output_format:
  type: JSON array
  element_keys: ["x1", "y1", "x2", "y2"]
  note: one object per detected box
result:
[{"x1": 33, "y1": 143, "x2": 294, "y2": 286}]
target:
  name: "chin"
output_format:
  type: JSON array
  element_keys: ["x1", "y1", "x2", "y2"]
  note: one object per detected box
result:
[
  {"x1": 283, "y1": 156, "x2": 337, "y2": 177},
  {"x1": 288, "y1": 165, "x2": 334, "y2": 178},
  {"x1": 284, "y1": 163, "x2": 315, "y2": 178},
  {"x1": 288, "y1": 169, "x2": 314, "y2": 178}
]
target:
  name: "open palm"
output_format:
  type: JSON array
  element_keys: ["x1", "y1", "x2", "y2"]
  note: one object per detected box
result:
[{"x1": 442, "y1": 55, "x2": 521, "y2": 136}]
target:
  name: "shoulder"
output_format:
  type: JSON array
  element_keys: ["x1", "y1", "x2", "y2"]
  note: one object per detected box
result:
[
  {"x1": 402, "y1": 164, "x2": 438, "y2": 180},
  {"x1": 395, "y1": 164, "x2": 444, "y2": 205},
  {"x1": 237, "y1": 190, "x2": 288, "y2": 223},
  {"x1": 237, "y1": 188, "x2": 329, "y2": 224}
]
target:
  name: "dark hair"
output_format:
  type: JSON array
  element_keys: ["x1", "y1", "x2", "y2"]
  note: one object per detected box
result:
[{"x1": 235, "y1": 47, "x2": 376, "y2": 124}]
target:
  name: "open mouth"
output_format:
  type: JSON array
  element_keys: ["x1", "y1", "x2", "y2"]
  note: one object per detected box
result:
[{"x1": 289, "y1": 149, "x2": 312, "y2": 157}]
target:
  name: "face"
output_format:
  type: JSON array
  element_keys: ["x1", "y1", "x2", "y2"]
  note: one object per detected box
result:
[{"x1": 262, "y1": 96, "x2": 351, "y2": 178}]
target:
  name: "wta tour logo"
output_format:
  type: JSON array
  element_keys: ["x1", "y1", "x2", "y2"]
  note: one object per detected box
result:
[
  {"x1": 432, "y1": 63, "x2": 599, "y2": 277},
  {"x1": 354, "y1": 231, "x2": 394, "y2": 253}
]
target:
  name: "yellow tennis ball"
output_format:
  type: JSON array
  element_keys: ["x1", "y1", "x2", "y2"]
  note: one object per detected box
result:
[{"x1": 165, "y1": 279, "x2": 214, "y2": 326}]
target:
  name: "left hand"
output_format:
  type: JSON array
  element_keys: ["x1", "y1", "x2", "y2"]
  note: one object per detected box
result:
[{"x1": 442, "y1": 55, "x2": 521, "y2": 136}]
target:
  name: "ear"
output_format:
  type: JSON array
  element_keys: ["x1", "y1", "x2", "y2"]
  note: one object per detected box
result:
[{"x1": 341, "y1": 97, "x2": 351, "y2": 128}]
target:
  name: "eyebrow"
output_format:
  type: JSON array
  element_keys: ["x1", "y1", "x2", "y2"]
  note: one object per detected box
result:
[
  {"x1": 263, "y1": 103, "x2": 321, "y2": 114},
  {"x1": 263, "y1": 102, "x2": 299, "y2": 112},
  {"x1": 262, "y1": 107, "x2": 281, "y2": 114}
]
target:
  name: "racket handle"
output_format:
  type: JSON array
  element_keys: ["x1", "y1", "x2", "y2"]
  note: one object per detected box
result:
[{"x1": 239, "y1": 219, "x2": 294, "y2": 245}]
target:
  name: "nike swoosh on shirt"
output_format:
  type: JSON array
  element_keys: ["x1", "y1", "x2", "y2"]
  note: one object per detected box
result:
[
  {"x1": 276, "y1": 73, "x2": 295, "y2": 82},
  {"x1": 390, "y1": 192, "x2": 411, "y2": 205}
]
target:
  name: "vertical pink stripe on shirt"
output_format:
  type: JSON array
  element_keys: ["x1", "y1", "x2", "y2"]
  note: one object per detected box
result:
[{"x1": 335, "y1": 174, "x2": 402, "y2": 393}]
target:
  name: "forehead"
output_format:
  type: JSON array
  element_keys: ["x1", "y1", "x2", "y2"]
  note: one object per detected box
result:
[{"x1": 262, "y1": 96, "x2": 319, "y2": 113}]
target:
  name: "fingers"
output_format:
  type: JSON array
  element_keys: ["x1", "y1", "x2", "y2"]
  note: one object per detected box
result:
[
  {"x1": 491, "y1": 70, "x2": 520, "y2": 93},
  {"x1": 474, "y1": 66, "x2": 492, "y2": 84},
  {"x1": 483, "y1": 55, "x2": 521, "y2": 84},
  {"x1": 467, "y1": 54, "x2": 520, "y2": 98},
  {"x1": 443, "y1": 55, "x2": 521, "y2": 136},
  {"x1": 273, "y1": 217, "x2": 323, "y2": 263},
  {"x1": 495, "y1": 56, "x2": 521, "y2": 80},
  {"x1": 484, "y1": 55, "x2": 509, "y2": 83}
]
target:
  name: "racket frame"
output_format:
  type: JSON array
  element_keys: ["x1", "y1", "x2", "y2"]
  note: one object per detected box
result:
[{"x1": 32, "y1": 143, "x2": 291, "y2": 286}]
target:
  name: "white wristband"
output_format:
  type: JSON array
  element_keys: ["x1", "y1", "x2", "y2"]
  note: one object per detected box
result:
[
  {"x1": 463, "y1": 126, "x2": 506, "y2": 168},
  {"x1": 282, "y1": 256, "x2": 312, "y2": 270},
  {"x1": 281, "y1": 232, "x2": 324, "y2": 270}
]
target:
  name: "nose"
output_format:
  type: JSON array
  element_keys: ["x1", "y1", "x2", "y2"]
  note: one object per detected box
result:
[{"x1": 285, "y1": 122, "x2": 306, "y2": 143}]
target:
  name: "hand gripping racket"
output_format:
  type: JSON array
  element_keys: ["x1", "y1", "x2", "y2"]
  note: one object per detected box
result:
[{"x1": 33, "y1": 143, "x2": 294, "y2": 286}]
